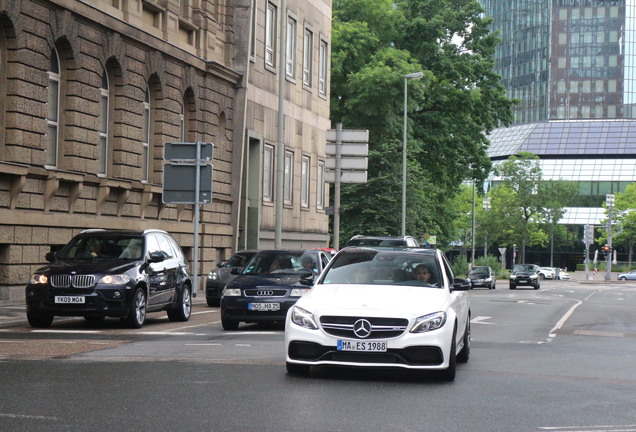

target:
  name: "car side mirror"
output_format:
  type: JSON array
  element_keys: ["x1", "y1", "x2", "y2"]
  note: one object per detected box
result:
[
  {"x1": 147, "y1": 251, "x2": 165, "y2": 263},
  {"x1": 299, "y1": 273, "x2": 315, "y2": 286},
  {"x1": 45, "y1": 251, "x2": 57, "y2": 263},
  {"x1": 452, "y1": 278, "x2": 471, "y2": 291},
  {"x1": 230, "y1": 267, "x2": 242, "y2": 275}
]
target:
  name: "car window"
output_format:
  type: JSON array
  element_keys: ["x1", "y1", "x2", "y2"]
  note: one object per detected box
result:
[
  {"x1": 154, "y1": 234, "x2": 175, "y2": 260},
  {"x1": 243, "y1": 251, "x2": 308, "y2": 275},
  {"x1": 225, "y1": 252, "x2": 253, "y2": 268},
  {"x1": 118, "y1": 237, "x2": 144, "y2": 260},
  {"x1": 58, "y1": 235, "x2": 137, "y2": 260},
  {"x1": 321, "y1": 250, "x2": 441, "y2": 288}
]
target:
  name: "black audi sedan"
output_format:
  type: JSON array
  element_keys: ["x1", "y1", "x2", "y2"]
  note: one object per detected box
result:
[
  {"x1": 25, "y1": 229, "x2": 192, "y2": 328},
  {"x1": 220, "y1": 249, "x2": 332, "y2": 330}
]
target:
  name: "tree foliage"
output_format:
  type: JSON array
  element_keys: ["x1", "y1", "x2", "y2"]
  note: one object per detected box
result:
[{"x1": 330, "y1": 0, "x2": 515, "y2": 247}]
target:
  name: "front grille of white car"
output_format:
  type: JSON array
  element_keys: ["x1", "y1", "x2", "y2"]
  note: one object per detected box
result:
[{"x1": 320, "y1": 316, "x2": 408, "y2": 339}]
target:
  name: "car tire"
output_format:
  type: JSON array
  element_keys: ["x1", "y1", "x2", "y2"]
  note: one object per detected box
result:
[
  {"x1": 534, "y1": 284, "x2": 540, "y2": 290},
  {"x1": 27, "y1": 312, "x2": 53, "y2": 328},
  {"x1": 457, "y1": 319, "x2": 470, "y2": 363},
  {"x1": 619, "y1": 277, "x2": 626, "y2": 281},
  {"x1": 206, "y1": 298, "x2": 220, "y2": 307},
  {"x1": 168, "y1": 284, "x2": 192, "y2": 322},
  {"x1": 491, "y1": 282, "x2": 496, "y2": 290},
  {"x1": 221, "y1": 317, "x2": 239, "y2": 330},
  {"x1": 509, "y1": 284, "x2": 516, "y2": 289},
  {"x1": 439, "y1": 325, "x2": 457, "y2": 381},
  {"x1": 122, "y1": 287, "x2": 147, "y2": 329},
  {"x1": 539, "y1": 274, "x2": 545, "y2": 280},
  {"x1": 286, "y1": 362, "x2": 310, "y2": 375}
]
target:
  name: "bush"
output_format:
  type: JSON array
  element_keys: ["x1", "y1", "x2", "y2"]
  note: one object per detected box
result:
[{"x1": 451, "y1": 255, "x2": 470, "y2": 278}]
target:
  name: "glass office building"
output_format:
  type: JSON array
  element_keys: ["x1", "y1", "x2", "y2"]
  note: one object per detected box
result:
[{"x1": 481, "y1": 0, "x2": 636, "y2": 226}]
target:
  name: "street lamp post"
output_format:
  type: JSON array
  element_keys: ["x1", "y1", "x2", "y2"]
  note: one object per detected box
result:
[
  {"x1": 605, "y1": 193, "x2": 615, "y2": 281},
  {"x1": 483, "y1": 196, "x2": 491, "y2": 256},
  {"x1": 402, "y1": 72, "x2": 424, "y2": 236}
]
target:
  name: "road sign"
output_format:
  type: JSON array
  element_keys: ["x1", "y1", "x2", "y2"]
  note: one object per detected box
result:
[
  {"x1": 325, "y1": 157, "x2": 368, "y2": 170},
  {"x1": 326, "y1": 129, "x2": 369, "y2": 143},
  {"x1": 325, "y1": 170, "x2": 367, "y2": 184},
  {"x1": 326, "y1": 143, "x2": 369, "y2": 156},
  {"x1": 162, "y1": 164, "x2": 213, "y2": 204},
  {"x1": 164, "y1": 142, "x2": 213, "y2": 161}
]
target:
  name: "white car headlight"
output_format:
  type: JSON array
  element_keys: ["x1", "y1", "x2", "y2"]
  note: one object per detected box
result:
[
  {"x1": 530, "y1": 274, "x2": 538, "y2": 279},
  {"x1": 208, "y1": 271, "x2": 219, "y2": 281},
  {"x1": 411, "y1": 312, "x2": 447, "y2": 333},
  {"x1": 29, "y1": 274, "x2": 48, "y2": 284},
  {"x1": 98, "y1": 274, "x2": 131, "y2": 285},
  {"x1": 290, "y1": 306, "x2": 319, "y2": 330},
  {"x1": 222, "y1": 288, "x2": 241, "y2": 296},
  {"x1": 485, "y1": 277, "x2": 492, "y2": 282},
  {"x1": 290, "y1": 288, "x2": 311, "y2": 297},
  {"x1": 510, "y1": 274, "x2": 517, "y2": 280}
]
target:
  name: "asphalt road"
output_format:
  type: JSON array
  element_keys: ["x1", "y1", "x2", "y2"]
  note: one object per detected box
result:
[{"x1": 1, "y1": 280, "x2": 636, "y2": 432}]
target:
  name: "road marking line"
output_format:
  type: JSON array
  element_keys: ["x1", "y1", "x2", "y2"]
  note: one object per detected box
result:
[
  {"x1": 471, "y1": 316, "x2": 494, "y2": 325},
  {"x1": 186, "y1": 343, "x2": 222, "y2": 346},
  {"x1": 31, "y1": 330, "x2": 102, "y2": 334},
  {"x1": 0, "y1": 413, "x2": 62, "y2": 421},
  {"x1": 235, "y1": 343, "x2": 252, "y2": 347}
]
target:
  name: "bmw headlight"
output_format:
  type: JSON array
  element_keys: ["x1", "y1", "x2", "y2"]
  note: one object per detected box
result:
[
  {"x1": 98, "y1": 274, "x2": 131, "y2": 285},
  {"x1": 29, "y1": 274, "x2": 48, "y2": 284},
  {"x1": 530, "y1": 274, "x2": 538, "y2": 279},
  {"x1": 290, "y1": 306, "x2": 319, "y2": 330},
  {"x1": 510, "y1": 274, "x2": 517, "y2": 280},
  {"x1": 290, "y1": 288, "x2": 310, "y2": 297},
  {"x1": 222, "y1": 288, "x2": 241, "y2": 297},
  {"x1": 411, "y1": 312, "x2": 447, "y2": 333},
  {"x1": 485, "y1": 277, "x2": 492, "y2": 282},
  {"x1": 208, "y1": 270, "x2": 219, "y2": 281}
]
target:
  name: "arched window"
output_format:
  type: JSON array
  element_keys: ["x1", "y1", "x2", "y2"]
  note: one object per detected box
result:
[
  {"x1": 98, "y1": 68, "x2": 110, "y2": 175},
  {"x1": 47, "y1": 47, "x2": 61, "y2": 167},
  {"x1": 142, "y1": 85, "x2": 151, "y2": 182}
]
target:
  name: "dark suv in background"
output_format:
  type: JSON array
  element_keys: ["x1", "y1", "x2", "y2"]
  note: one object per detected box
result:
[
  {"x1": 25, "y1": 229, "x2": 192, "y2": 328},
  {"x1": 468, "y1": 266, "x2": 496, "y2": 289},
  {"x1": 509, "y1": 264, "x2": 540, "y2": 290},
  {"x1": 206, "y1": 250, "x2": 258, "y2": 307}
]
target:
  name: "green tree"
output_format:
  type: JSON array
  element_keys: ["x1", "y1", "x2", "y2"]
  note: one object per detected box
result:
[
  {"x1": 330, "y1": 0, "x2": 515, "y2": 247},
  {"x1": 490, "y1": 152, "x2": 548, "y2": 263},
  {"x1": 607, "y1": 183, "x2": 636, "y2": 266},
  {"x1": 540, "y1": 180, "x2": 578, "y2": 266}
]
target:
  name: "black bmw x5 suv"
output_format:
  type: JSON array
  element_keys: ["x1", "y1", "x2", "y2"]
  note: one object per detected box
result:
[{"x1": 25, "y1": 229, "x2": 192, "y2": 328}]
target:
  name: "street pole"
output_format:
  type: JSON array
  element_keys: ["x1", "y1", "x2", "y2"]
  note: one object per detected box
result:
[
  {"x1": 402, "y1": 72, "x2": 423, "y2": 236},
  {"x1": 605, "y1": 194, "x2": 614, "y2": 281},
  {"x1": 275, "y1": 0, "x2": 287, "y2": 248}
]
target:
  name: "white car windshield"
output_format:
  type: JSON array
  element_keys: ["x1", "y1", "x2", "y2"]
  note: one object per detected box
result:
[{"x1": 321, "y1": 249, "x2": 442, "y2": 288}]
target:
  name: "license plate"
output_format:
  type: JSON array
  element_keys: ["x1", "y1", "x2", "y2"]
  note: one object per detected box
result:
[
  {"x1": 248, "y1": 302, "x2": 280, "y2": 312},
  {"x1": 54, "y1": 296, "x2": 85, "y2": 304},
  {"x1": 337, "y1": 340, "x2": 387, "y2": 352}
]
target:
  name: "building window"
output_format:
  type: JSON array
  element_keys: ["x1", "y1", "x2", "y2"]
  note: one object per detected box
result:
[
  {"x1": 286, "y1": 16, "x2": 296, "y2": 78},
  {"x1": 98, "y1": 69, "x2": 109, "y2": 175},
  {"x1": 263, "y1": 144, "x2": 274, "y2": 202},
  {"x1": 301, "y1": 155, "x2": 310, "y2": 207},
  {"x1": 142, "y1": 86, "x2": 151, "y2": 182},
  {"x1": 303, "y1": 28, "x2": 313, "y2": 87},
  {"x1": 47, "y1": 48, "x2": 61, "y2": 167},
  {"x1": 0, "y1": 26, "x2": 6, "y2": 158},
  {"x1": 319, "y1": 39, "x2": 328, "y2": 96},
  {"x1": 265, "y1": 2, "x2": 277, "y2": 67},
  {"x1": 317, "y1": 160, "x2": 325, "y2": 209},
  {"x1": 250, "y1": 0, "x2": 257, "y2": 58},
  {"x1": 284, "y1": 150, "x2": 293, "y2": 205}
]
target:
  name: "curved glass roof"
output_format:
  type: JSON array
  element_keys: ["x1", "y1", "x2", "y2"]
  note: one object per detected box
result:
[{"x1": 488, "y1": 120, "x2": 636, "y2": 159}]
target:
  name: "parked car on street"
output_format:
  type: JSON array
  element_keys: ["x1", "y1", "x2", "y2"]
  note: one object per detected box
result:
[
  {"x1": 617, "y1": 269, "x2": 636, "y2": 280},
  {"x1": 206, "y1": 250, "x2": 258, "y2": 307},
  {"x1": 538, "y1": 267, "x2": 556, "y2": 280},
  {"x1": 220, "y1": 249, "x2": 333, "y2": 330},
  {"x1": 344, "y1": 235, "x2": 420, "y2": 248},
  {"x1": 285, "y1": 247, "x2": 472, "y2": 381},
  {"x1": 509, "y1": 264, "x2": 540, "y2": 289},
  {"x1": 25, "y1": 229, "x2": 192, "y2": 328},
  {"x1": 467, "y1": 266, "x2": 496, "y2": 289}
]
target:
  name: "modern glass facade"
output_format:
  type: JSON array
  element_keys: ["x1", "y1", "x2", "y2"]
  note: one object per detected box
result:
[{"x1": 481, "y1": 0, "x2": 636, "y2": 226}]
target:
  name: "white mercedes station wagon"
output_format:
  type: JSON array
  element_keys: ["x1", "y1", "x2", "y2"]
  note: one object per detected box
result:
[{"x1": 285, "y1": 247, "x2": 471, "y2": 381}]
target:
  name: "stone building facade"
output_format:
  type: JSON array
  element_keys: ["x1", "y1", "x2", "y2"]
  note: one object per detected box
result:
[{"x1": 0, "y1": 0, "x2": 332, "y2": 303}]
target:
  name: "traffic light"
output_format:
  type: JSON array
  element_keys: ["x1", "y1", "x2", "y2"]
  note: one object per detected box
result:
[{"x1": 602, "y1": 245, "x2": 611, "y2": 256}]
